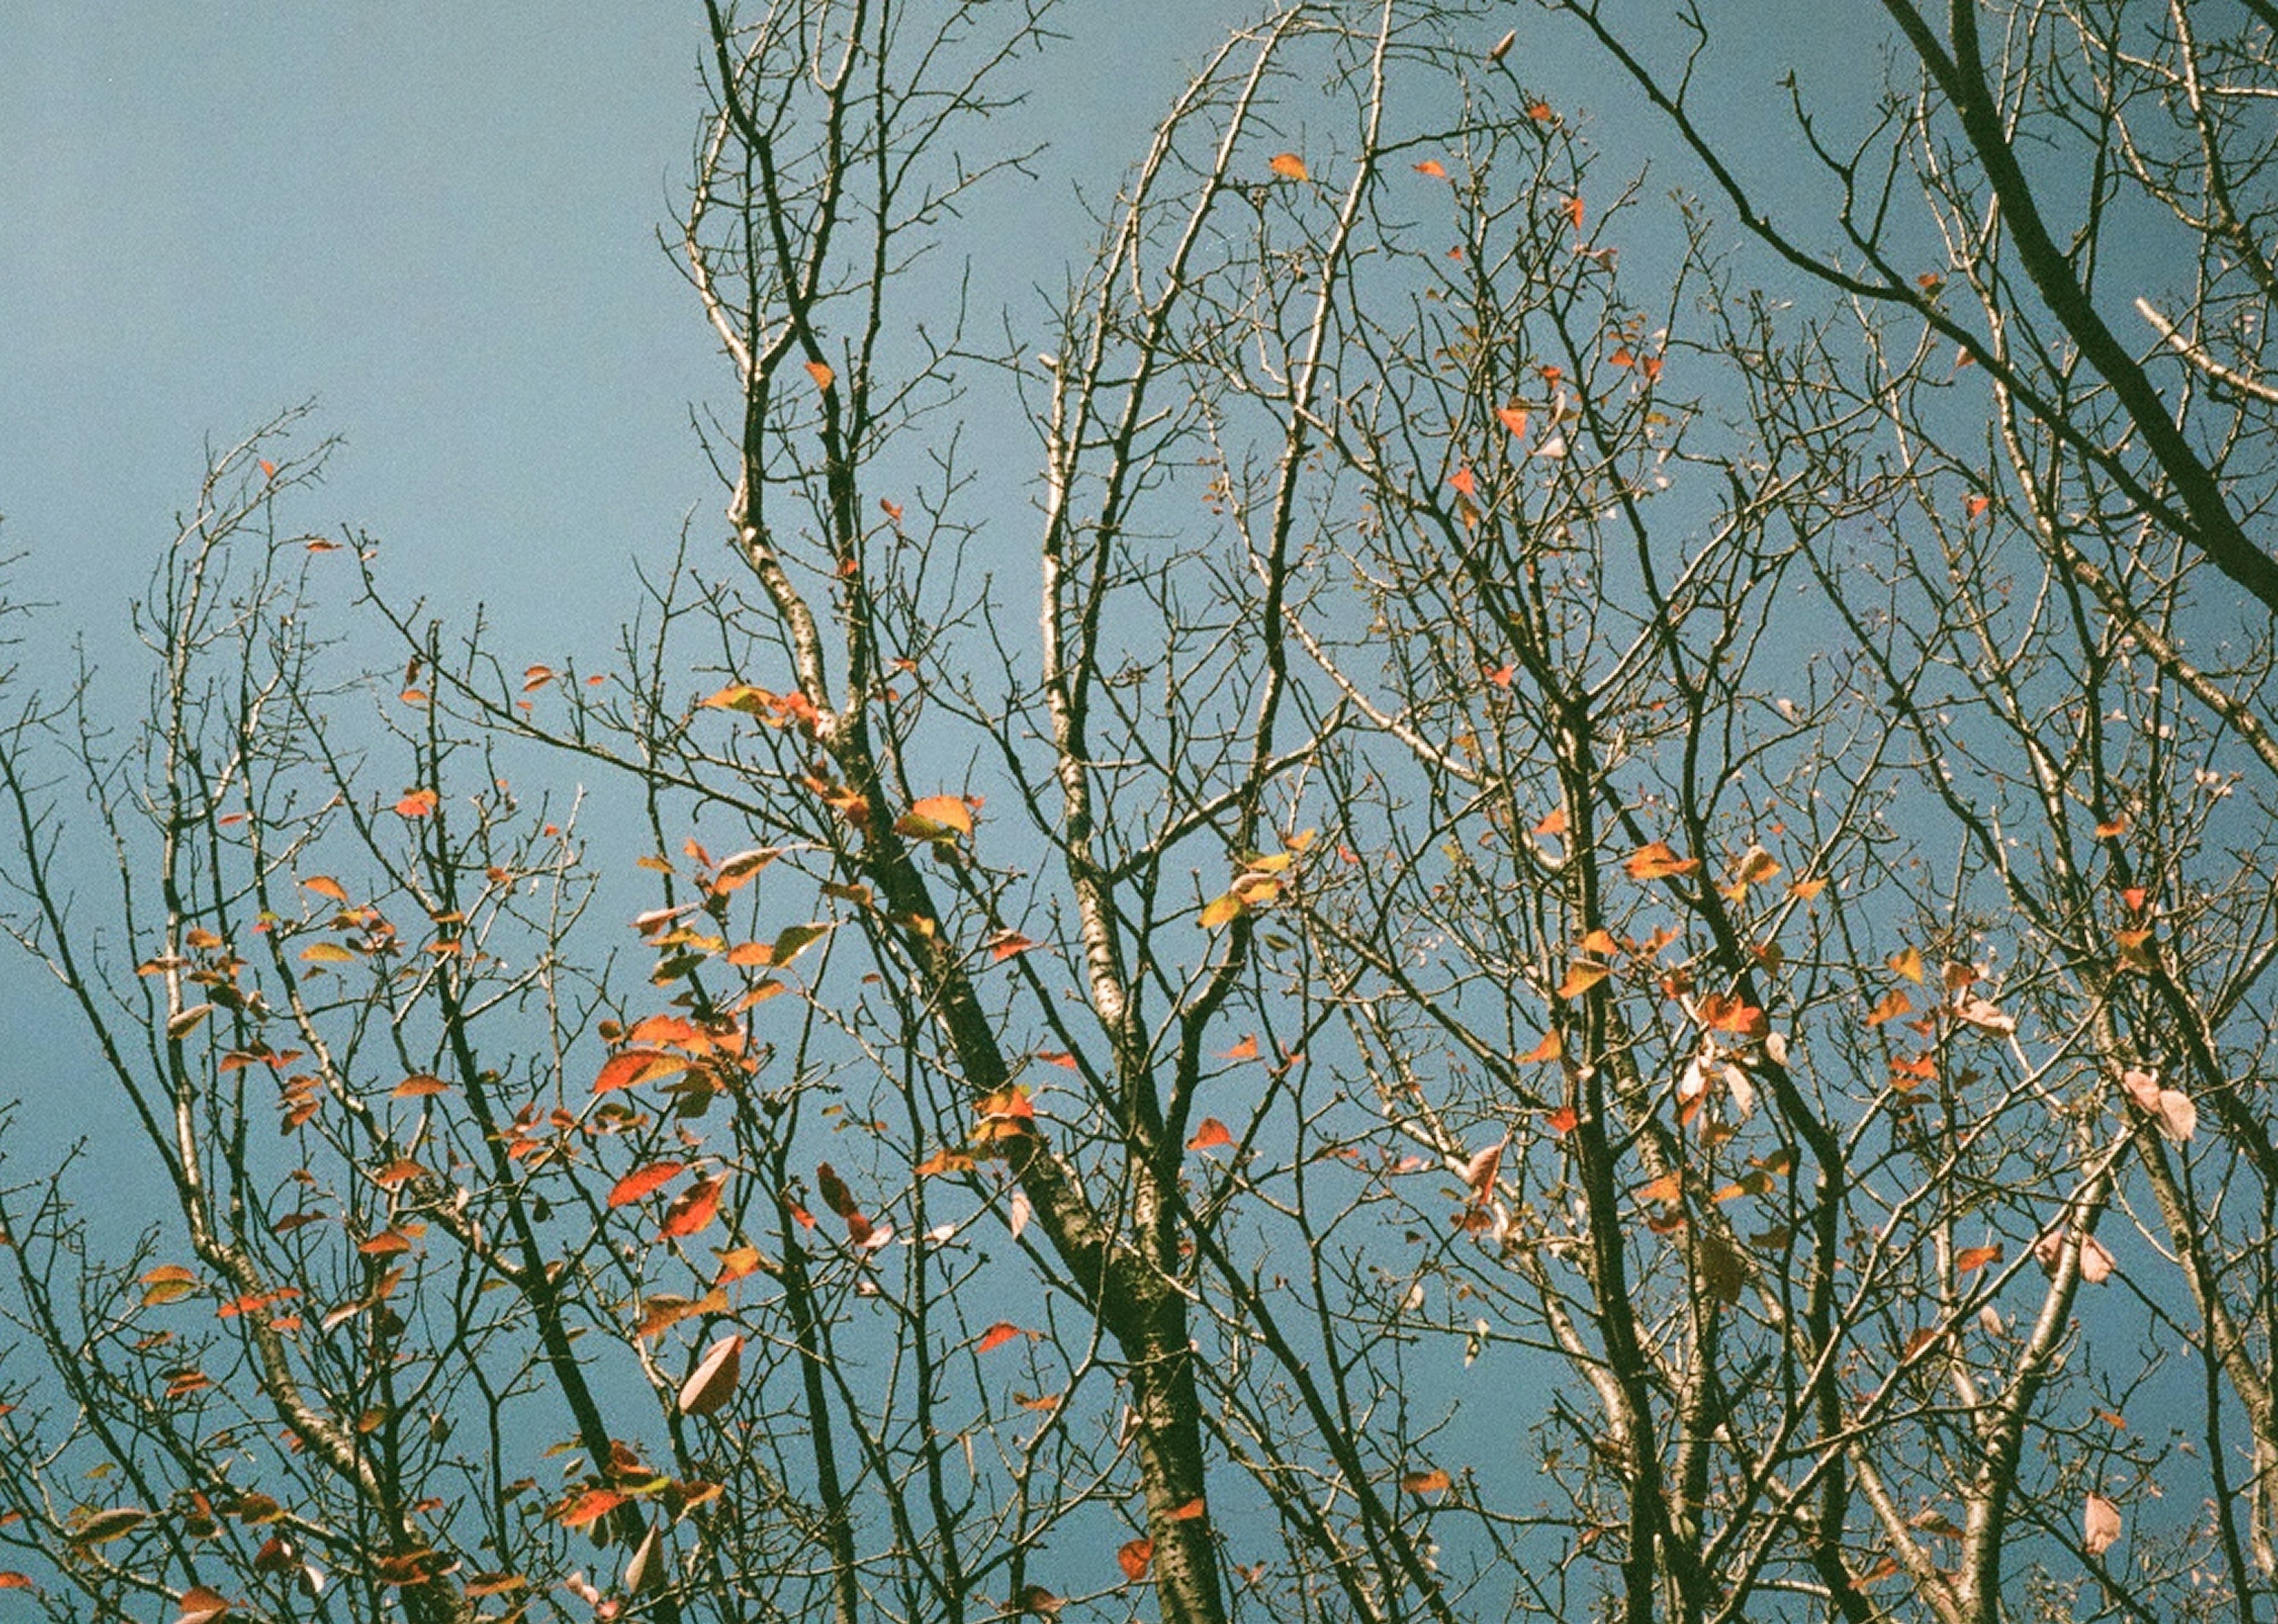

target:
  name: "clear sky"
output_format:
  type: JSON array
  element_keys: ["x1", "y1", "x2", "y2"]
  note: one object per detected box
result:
[{"x1": 1, "y1": 4, "x2": 1867, "y2": 649}]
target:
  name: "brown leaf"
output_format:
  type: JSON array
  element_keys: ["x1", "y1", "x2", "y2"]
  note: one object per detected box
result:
[{"x1": 679, "y1": 1335, "x2": 744, "y2": 1416}]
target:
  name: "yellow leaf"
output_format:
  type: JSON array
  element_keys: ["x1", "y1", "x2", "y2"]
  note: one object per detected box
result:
[{"x1": 1199, "y1": 891, "x2": 1246, "y2": 929}]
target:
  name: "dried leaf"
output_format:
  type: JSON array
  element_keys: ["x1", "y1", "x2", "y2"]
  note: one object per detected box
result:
[
  {"x1": 679, "y1": 1335, "x2": 744, "y2": 1416},
  {"x1": 2083, "y1": 1493, "x2": 2122, "y2": 1556}
]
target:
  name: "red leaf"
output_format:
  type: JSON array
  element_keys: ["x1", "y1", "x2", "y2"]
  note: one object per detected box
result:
[
  {"x1": 977, "y1": 1322, "x2": 1024, "y2": 1354},
  {"x1": 608, "y1": 1161, "x2": 686, "y2": 1208},
  {"x1": 593, "y1": 1048, "x2": 692, "y2": 1096},
  {"x1": 561, "y1": 1488, "x2": 625, "y2": 1529},
  {"x1": 660, "y1": 1176, "x2": 725, "y2": 1239}
]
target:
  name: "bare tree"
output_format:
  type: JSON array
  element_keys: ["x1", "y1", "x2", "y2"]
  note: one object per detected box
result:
[{"x1": 0, "y1": 4, "x2": 2271, "y2": 1624}]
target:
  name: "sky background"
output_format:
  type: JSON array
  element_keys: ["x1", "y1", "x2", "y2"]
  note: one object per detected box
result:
[
  {"x1": 1, "y1": 3, "x2": 1863, "y2": 651},
  {"x1": 0, "y1": 2, "x2": 1873, "y2": 1166}
]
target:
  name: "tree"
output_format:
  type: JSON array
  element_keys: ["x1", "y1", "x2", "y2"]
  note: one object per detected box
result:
[{"x1": 0, "y1": 3, "x2": 2273, "y2": 1623}]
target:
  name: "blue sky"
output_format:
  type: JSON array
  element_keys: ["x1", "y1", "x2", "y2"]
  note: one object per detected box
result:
[{"x1": 1, "y1": 4, "x2": 1868, "y2": 647}]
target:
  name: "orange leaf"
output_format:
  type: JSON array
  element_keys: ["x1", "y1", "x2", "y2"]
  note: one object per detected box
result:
[
  {"x1": 1414, "y1": 159, "x2": 1447, "y2": 178},
  {"x1": 608, "y1": 1161, "x2": 686, "y2": 1208},
  {"x1": 804, "y1": 359, "x2": 835, "y2": 391},
  {"x1": 660, "y1": 1176, "x2": 725, "y2": 1239},
  {"x1": 1401, "y1": 1467, "x2": 1453, "y2": 1495},
  {"x1": 392, "y1": 1074, "x2": 451, "y2": 1098},
  {"x1": 1545, "y1": 1106, "x2": 1579, "y2": 1135},
  {"x1": 1886, "y1": 946, "x2": 1924, "y2": 983},
  {"x1": 1561, "y1": 195, "x2": 1585, "y2": 231},
  {"x1": 1625, "y1": 841, "x2": 1700, "y2": 880},
  {"x1": 394, "y1": 789, "x2": 439, "y2": 819},
  {"x1": 988, "y1": 931, "x2": 1037, "y2": 961},
  {"x1": 894, "y1": 794, "x2": 974, "y2": 841},
  {"x1": 1863, "y1": 988, "x2": 1912, "y2": 1027},
  {"x1": 1168, "y1": 1496, "x2": 1208, "y2": 1521},
  {"x1": 1187, "y1": 1117, "x2": 1234, "y2": 1151},
  {"x1": 1636, "y1": 1170, "x2": 1683, "y2": 1206},
  {"x1": 1118, "y1": 1537, "x2": 1156, "y2": 1581},
  {"x1": 594, "y1": 1048, "x2": 692, "y2": 1095},
  {"x1": 1954, "y1": 1244, "x2": 2002, "y2": 1273},
  {"x1": 977, "y1": 1322, "x2": 1024, "y2": 1354},
  {"x1": 561, "y1": 1489, "x2": 625, "y2": 1529},
  {"x1": 1268, "y1": 152, "x2": 1308, "y2": 181},
  {"x1": 1556, "y1": 960, "x2": 1610, "y2": 998},
  {"x1": 1220, "y1": 1034, "x2": 1259, "y2": 1061},
  {"x1": 300, "y1": 875, "x2": 349, "y2": 903},
  {"x1": 1496, "y1": 405, "x2": 1530, "y2": 440},
  {"x1": 1519, "y1": 1028, "x2": 1562, "y2": 1064},
  {"x1": 1448, "y1": 466, "x2": 1477, "y2": 498},
  {"x1": 709, "y1": 847, "x2": 780, "y2": 893}
]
